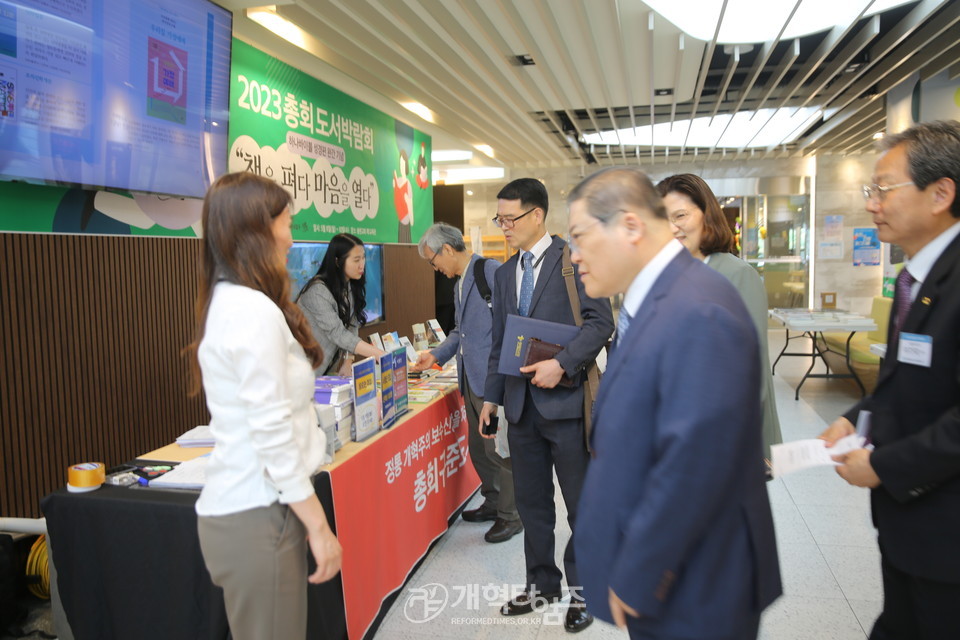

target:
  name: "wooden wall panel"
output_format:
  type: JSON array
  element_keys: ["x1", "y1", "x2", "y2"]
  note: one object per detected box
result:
[
  {"x1": 0, "y1": 236, "x2": 434, "y2": 518},
  {"x1": 1, "y1": 234, "x2": 208, "y2": 518},
  {"x1": 360, "y1": 244, "x2": 435, "y2": 342}
]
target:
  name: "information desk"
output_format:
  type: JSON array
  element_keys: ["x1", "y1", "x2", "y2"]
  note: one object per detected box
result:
[
  {"x1": 769, "y1": 309, "x2": 878, "y2": 399},
  {"x1": 42, "y1": 390, "x2": 479, "y2": 640}
]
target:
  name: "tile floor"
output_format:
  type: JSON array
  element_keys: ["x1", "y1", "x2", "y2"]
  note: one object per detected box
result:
[{"x1": 375, "y1": 331, "x2": 883, "y2": 639}]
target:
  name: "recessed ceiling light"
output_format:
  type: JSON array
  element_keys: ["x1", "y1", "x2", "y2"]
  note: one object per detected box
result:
[
  {"x1": 644, "y1": 0, "x2": 911, "y2": 44},
  {"x1": 466, "y1": 190, "x2": 474, "y2": 196},
  {"x1": 582, "y1": 107, "x2": 822, "y2": 149},
  {"x1": 474, "y1": 144, "x2": 495, "y2": 159},
  {"x1": 431, "y1": 167, "x2": 504, "y2": 183},
  {"x1": 432, "y1": 150, "x2": 473, "y2": 162},
  {"x1": 401, "y1": 102, "x2": 435, "y2": 123},
  {"x1": 247, "y1": 8, "x2": 308, "y2": 48},
  {"x1": 872, "y1": 131, "x2": 885, "y2": 140}
]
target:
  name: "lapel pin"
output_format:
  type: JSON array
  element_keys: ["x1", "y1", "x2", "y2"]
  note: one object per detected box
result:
[{"x1": 921, "y1": 297, "x2": 931, "y2": 305}]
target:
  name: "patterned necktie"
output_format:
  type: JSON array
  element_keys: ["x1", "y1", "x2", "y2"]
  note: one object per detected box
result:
[
  {"x1": 518, "y1": 251, "x2": 535, "y2": 316},
  {"x1": 890, "y1": 267, "x2": 916, "y2": 357},
  {"x1": 894, "y1": 267, "x2": 916, "y2": 332},
  {"x1": 616, "y1": 306, "x2": 631, "y2": 346}
]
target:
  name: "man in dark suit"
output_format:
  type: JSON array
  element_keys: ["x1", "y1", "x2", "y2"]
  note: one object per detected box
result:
[
  {"x1": 820, "y1": 120, "x2": 960, "y2": 640},
  {"x1": 413, "y1": 222, "x2": 522, "y2": 544},
  {"x1": 480, "y1": 178, "x2": 613, "y2": 633},
  {"x1": 568, "y1": 167, "x2": 782, "y2": 639}
]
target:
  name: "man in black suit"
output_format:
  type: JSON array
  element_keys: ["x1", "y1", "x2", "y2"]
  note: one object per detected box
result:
[
  {"x1": 821, "y1": 120, "x2": 960, "y2": 640},
  {"x1": 480, "y1": 178, "x2": 613, "y2": 633}
]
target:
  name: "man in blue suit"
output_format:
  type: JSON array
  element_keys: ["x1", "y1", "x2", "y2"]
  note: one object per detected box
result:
[
  {"x1": 480, "y1": 178, "x2": 613, "y2": 633},
  {"x1": 413, "y1": 222, "x2": 522, "y2": 544},
  {"x1": 567, "y1": 167, "x2": 781, "y2": 639}
]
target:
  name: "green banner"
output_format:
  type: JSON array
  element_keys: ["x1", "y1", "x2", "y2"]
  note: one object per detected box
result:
[{"x1": 228, "y1": 39, "x2": 433, "y2": 243}]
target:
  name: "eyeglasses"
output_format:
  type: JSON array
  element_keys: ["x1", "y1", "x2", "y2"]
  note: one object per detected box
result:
[
  {"x1": 427, "y1": 249, "x2": 441, "y2": 269},
  {"x1": 862, "y1": 181, "x2": 914, "y2": 202},
  {"x1": 492, "y1": 207, "x2": 537, "y2": 229},
  {"x1": 568, "y1": 218, "x2": 603, "y2": 254}
]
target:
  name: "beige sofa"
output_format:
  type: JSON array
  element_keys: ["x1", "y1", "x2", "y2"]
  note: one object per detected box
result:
[{"x1": 815, "y1": 296, "x2": 892, "y2": 394}]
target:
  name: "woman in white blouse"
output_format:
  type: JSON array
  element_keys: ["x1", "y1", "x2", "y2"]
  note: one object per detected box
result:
[{"x1": 185, "y1": 172, "x2": 341, "y2": 639}]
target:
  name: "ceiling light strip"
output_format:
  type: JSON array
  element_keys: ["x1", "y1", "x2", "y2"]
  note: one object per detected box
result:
[{"x1": 679, "y1": 0, "x2": 729, "y2": 156}]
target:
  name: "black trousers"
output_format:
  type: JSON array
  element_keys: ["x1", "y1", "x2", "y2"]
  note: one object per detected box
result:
[
  {"x1": 507, "y1": 384, "x2": 589, "y2": 598},
  {"x1": 870, "y1": 550, "x2": 960, "y2": 640}
]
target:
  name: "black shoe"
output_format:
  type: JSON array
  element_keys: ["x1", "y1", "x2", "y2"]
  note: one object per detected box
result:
[
  {"x1": 461, "y1": 504, "x2": 498, "y2": 523},
  {"x1": 564, "y1": 600, "x2": 594, "y2": 633},
  {"x1": 484, "y1": 518, "x2": 523, "y2": 543},
  {"x1": 500, "y1": 590, "x2": 562, "y2": 616}
]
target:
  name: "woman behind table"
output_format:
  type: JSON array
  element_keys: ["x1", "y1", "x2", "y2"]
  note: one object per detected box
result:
[
  {"x1": 657, "y1": 174, "x2": 783, "y2": 470},
  {"x1": 185, "y1": 172, "x2": 342, "y2": 640},
  {"x1": 296, "y1": 232, "x2": 385, "y2": 376}
]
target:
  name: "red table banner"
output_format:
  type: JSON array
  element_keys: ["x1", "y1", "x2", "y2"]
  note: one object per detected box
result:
[{"x1": 329, "y1": 391, "x2": 480, "y2": 639}]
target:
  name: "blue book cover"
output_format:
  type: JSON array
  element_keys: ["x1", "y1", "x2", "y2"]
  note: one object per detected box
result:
[
  {"x1": 379, "y1": 352, "x2": 396, "y2": 429},
  {"x1": 497, "y1": 314, "x2": 580, "y2": 377},
  {"x1": 352, "y1": 357, "x2": 379, "y2": 442},
  {"x1": 391, "y1": 347, "x2": 409, "y2": 419}
]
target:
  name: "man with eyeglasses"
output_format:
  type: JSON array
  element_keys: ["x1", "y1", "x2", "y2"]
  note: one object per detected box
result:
[
  {"x1": 412, "y1": 222, "x2": 522, "y2": 544},
  {"x1": 565, "y1": 167, "x2": 780, "y2": 640},
  {"x1": 479, "y1": 178, "x2": 613, "y2": 633},
  {"x1": 819, "y1": 119, "x2": 960, "y2": 640}
]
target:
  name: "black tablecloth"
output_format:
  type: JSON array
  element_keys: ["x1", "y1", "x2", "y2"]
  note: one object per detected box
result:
[{"x1": 42, "y1": 474, "x2": 346, "y2": 640}]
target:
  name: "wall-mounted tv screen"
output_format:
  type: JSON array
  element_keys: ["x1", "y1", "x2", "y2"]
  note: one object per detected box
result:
[
  {"x1": 0, "y1": 0, "x2": 232, "y2": 198},
  {"x1": 287, "y1": 242, "x2": 385, "y2": 326}
]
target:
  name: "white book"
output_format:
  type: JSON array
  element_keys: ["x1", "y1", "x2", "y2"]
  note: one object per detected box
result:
[{"x1": 176, "y1": 425, "x2": 215, "y2": 448}]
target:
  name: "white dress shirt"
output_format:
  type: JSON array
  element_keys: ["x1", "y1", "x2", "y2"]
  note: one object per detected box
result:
[
  {"x1": 621, "y1": 239, "x2": 685, "y2": 318},
  {"x1": 196, "y1": 281, "x2": 325, "y2": 517},
  {"x1": 514, "y1": 232, "x2": 553, "y2": 307}
]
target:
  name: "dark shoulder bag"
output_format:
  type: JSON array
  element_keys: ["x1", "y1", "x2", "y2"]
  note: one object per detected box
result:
[{"x1": 560, "y1": 244, "x2": 602, "y2": 453}]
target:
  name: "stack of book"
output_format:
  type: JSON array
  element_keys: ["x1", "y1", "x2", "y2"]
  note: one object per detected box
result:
[
  {"x1": 314, "y1": 376, "x2": 354, "y2": 451},
  {"x1": 176, "y1": 425, "x2": 215, "y2": 448}
]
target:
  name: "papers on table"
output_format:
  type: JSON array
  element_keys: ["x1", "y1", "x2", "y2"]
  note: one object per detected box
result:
[
  {"x1": 176, "y1": 425, "x2": 214, "y2": 448},
  {"x1": 148, "y1": 455, "x2": 209, "y2": 489},
  {"x1": 771, "y1": 434, "x2": 868, "y2": 478}
]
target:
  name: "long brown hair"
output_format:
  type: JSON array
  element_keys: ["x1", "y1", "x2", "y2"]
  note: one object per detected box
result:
[
  {"x1": 656, "y1": 173, "x2": 735, "y2": 256},
  {"x1": 185, "y1": 172, "x2": 322, "y2": 395}
]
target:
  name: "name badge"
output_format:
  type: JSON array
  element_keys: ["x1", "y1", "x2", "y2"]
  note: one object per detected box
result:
[{"x1": 897, "y1": 333, "x2": 933, "y2": 367}]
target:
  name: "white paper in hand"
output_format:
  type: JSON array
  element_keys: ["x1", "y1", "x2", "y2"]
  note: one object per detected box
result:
[{"x1": 771, "y1": 434, "x2": 866, "y2": 478}]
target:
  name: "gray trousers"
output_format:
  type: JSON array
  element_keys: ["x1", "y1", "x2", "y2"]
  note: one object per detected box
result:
[
  {"x1": 462, "y1": 382, "x2": 518, "y2": 521},
  {"x1": 198, "y1": 502, "x2": 308, "y2": 640}
]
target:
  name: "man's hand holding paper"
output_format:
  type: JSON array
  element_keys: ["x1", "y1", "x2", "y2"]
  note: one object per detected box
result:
[{"x1": 770, "y1": 432, "x2": 869, "y2": 478}]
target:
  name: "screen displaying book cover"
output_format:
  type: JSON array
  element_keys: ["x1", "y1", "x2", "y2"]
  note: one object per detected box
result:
[{"x1": 0, "y1": 0, "x2": 232, "y2": 198}]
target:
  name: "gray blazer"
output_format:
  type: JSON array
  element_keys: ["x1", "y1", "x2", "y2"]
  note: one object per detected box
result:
[
  {"x1": 297, "y1": 280, "x2": 360, "y2": 375},
  {"x1": 431, "y1": 254, "x2": 499, "y2": 397},
  {"x1": 484, "y1": 235, "x2": 614, "y2": 424},
  {"x1": 707, "y1": 251, "x2": 782, "y2": 457}
]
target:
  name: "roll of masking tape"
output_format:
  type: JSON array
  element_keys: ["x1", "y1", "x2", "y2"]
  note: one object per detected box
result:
[{"x1": 67, "y1": 462, "x2": 106, "y2": 493}]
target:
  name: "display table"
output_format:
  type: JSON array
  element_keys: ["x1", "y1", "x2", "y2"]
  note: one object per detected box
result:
[
  {"x1": 769, "y1": 309, "x2": 878, "y2": 399},
  {"x1": 42, "y1": 390, "x2": 479, "y2": 640}
]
